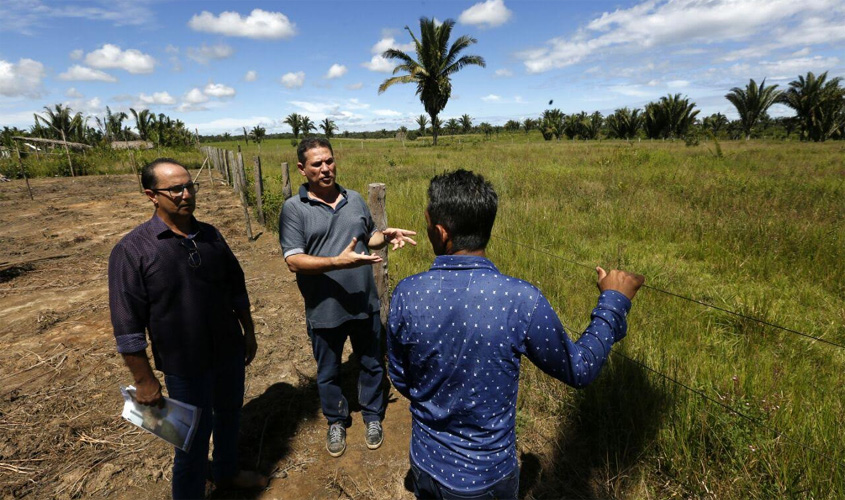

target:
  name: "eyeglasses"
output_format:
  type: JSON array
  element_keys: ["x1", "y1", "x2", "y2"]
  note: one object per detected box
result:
[
  {"x1": 180, "y1": 238, "x2": 202, "y2": 268},
  {"x1": 152, "y1": 182, "x2": 200, "y2": 198}
]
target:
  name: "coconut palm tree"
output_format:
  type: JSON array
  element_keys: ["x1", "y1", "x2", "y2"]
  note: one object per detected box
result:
[
  {"x1": 250, "y1": 125, "x2": 266, "y2": 151},
  {"x1": 300, "y1": 115, "x2": 315, "y2": 136},
  {"x1": 725, "y1": 79, "x2": 781, "y2": 140},
  {"x1": 702, "y1": 113, "x2": 729, "y2": 136},
  {"x1": 320, "y1": 118, "x2": 337, "y2": 139},
  {"x1": 416, "y1": 114, "x2": 429, "y2": 136},
  {"x1": 130, "y1": 108, "x2": 155, "y2": 142},
  {"x1": 778, "y1": 71, "x2": 845, "y2": 142},
  {"x1": 644, "y1": 94, "x2": 699, "y2": 139},
  {"x1": 540, "y1": 109, "x2": 564, "y2": 140},
  {"x1": 460, "y1": 114, "x2": 472, "y2": 134},
  {"x1": 36, "y1": 104, "x2": 86, "y2": 143},
  {"x1": 378, "y1": 17, "x2": 486, "y2": 145},
  {"x1": 446, "y1": 118, "x2": 460, "y2": 135},
  {"x1": 606, "y1": 108, "x2": 642, "y2": 139},
  {"x1": 284, "y1": 113, "x2": 303, "y2": 139}
]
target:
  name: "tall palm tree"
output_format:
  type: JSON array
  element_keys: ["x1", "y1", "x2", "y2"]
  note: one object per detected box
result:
[
  {"x1": 778, "y1": 71, "x2": 845, "y2": 142},
  {"x1": 250, "y1": 125, "x2": 266, "y2": 151},
  {"x1": 460, "y1": 114, "x2": 472, "y2": 134},
  {"x1": 378, "y1": 17, "x2": 486, "y2": 145},
  {"x1": 416, "y1": 114, "x2": 428, "y2": 136},
  {"x1": 644, "y1": 94, "x2": 699, "y2": 139},
  {"x1": 725, "y1": 79, "x2": 781, "y2": 140},
  {"x1": 320, "y1": 118, "x2": 337, "y2": 139},
  {"x1": 36, "y1": 104, "x2": 86, "y2": 142},
  {"x1": 284, "y1": 113, "x2": 303, "y2": 139},
  {"x1": 300, "y1": 115, "x2": 316, "y2": 136},
  {"x1": 130, "y1": 108, "x2": 155, "y2": 142}
]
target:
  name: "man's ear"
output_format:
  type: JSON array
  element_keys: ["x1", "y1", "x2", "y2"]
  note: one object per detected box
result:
[
  {"x1": 144, "y1": 189, "x2": 157, "y2": 206},
  {"x1": 297, "y1": 162, "x2": 306, "y2": 176},
  {"x1": 435, "y1": 224, "x2": 450, "y2": 247}
]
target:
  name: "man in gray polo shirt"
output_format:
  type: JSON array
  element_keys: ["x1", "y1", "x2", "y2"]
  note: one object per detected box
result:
[{"x1": 279, "y1": 137, "x2": 416, "y2": 457}]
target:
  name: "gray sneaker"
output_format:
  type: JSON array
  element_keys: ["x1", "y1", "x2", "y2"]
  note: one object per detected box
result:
[
  {"x1": 365, "y1": 421, "x2": 383, "y2": 450},
  {"x1": 327, "y1": 422, "x2": 346, "y2": 457}
]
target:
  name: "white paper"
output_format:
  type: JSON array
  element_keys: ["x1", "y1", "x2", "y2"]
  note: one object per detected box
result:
[{"x1": 120, "y1": 385, "x2": 202, "y2": 452}]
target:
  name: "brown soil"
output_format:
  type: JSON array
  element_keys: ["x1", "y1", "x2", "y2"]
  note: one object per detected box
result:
[{"x1": 0, "y1": 174, "x2": 416, "y2": 499}]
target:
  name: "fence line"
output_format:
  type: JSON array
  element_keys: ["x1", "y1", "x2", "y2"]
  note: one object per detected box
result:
[{"x1": 492, "y1": 234, "x2": 845, "y2": 350}]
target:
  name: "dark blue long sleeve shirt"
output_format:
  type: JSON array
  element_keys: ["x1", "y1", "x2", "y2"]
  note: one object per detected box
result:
[{"x1": 387, "y1": 255, "x2": 631, "y2": 493}]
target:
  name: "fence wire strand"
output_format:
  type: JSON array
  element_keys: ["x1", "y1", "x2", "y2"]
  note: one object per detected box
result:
[{"x1": 492, "y1": 234, "x2": 845, "y2": 350}]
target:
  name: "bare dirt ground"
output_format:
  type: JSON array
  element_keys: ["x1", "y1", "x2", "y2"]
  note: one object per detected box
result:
[{"x1": 0, "y1": 174, "x2": 416, "y2": 499}]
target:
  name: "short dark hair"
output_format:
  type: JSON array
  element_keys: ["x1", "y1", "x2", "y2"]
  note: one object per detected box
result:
[
  {"x1": 296, "y1": 137, "x2": 334, "y2": 164},
  {"x1": 141, "y1": 158, "x2": 188, "y2": 190},
  {"x1": 427, "y1": 169, "x2": 498, "y2": 252}
]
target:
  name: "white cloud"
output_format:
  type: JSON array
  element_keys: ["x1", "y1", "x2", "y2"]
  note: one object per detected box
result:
[
  {"x1": 63, "y1": 97, "x2": 104, "y2": 116},
  {"x1": 667, "y1": 80, "x2": 690, "y2": 88},
  {"x1": 138, "y1": 91, "x2": 176, "y2": 105},
  {"x1": 280, "y1": 71, "x2": 305, "y2": 88},
  {"x1": 362, "y1": 55, "x2": 395, "y2": 73},
  {"x1": 758, "y1": 56, "x2": 841, "y2": 80},
  {"x1": 186, "y1": 43, "x2": 235, "y2": 64},
  {"x1": 244, "y1": 70, "x2": 258, "y2": 82},
  {"x1": 609, "y1": 84, "x2": 652, "y2": 97},
  {"x1": 518, "y1": 0, "x2": 835, "y2": 73},
  {"x1": 371, "y1": 37, "x2": 414, "y2": 54},
  {"x1": 0, "y1": 58, "x2": 46, "y2": 97},
  {"x1": 373, "y1": 109, "x2": 402, "y2": 117},
  {"x1": 346, "y1": 82, "x2": 364, "y2": 90},
  {"x1": 325, "y1": 64, "x2": 348, "y2": 79},
  {"x1": 84, "y1": 44, "x2": 156, "y2": 74},
  {"x1": 188, "y1": 9, "x2": 297, "y2": 40},
  {"x1": 459, "y1": 0, "x2": 512, "y2": 28},
  {"x1": 792, "y1": 47, "x2": 811, "y2": 57},
  {"x1": 481, "y1": 94, "x2": 501, "y2": 102},
  {"x1": 203, "y1": 82, "x2": 236, "y2": 98},
  {"x1": 1, "y1": 0, "x2": 155, "y2": 35},
  {"x1": 184, "y1": 88, "x2": 209, "y2": 104},
  {"x1": 65, "y1": 87, "x2": 83, "y2": 98},
  {"x1": 494, "y1": 68, "x2": 513, "y2": 77},
  {"x1": 58, "y1": 64, "x2": 118, "y2": 82},
  {"x1": 69, "y1": 49, "x2": 84, "y2": 60},
  {"x1": 187, "y1": 116, "x2": 278, "y2": 134}
]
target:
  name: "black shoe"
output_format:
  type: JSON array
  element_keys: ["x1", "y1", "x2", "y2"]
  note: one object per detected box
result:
[
  {"x1": 327, "y1": 422, "x2": 346, "y2": 457},
  {"x1": 365, "y1": 421, "x2": 383, "y2": 450}
]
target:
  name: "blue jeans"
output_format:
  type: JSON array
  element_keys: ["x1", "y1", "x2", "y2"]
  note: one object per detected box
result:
[
  {"x1": 411, "y1": 463, "x2": 519, "y2": 500},
  {"x1": 164, "y1": 351, "x2": 245, "y2": 500},
  {"x1": 307, "y1": 314, "x2": 384, "y2": 425}
]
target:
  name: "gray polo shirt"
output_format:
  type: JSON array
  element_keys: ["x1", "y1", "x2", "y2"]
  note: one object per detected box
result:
[{"x1": 279, "y1": 183, "x2": 380, "y2": 329}]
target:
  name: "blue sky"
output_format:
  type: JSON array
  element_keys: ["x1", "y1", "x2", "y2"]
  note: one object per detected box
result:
[{"x1": 1, "y1": 0, "x2": 843, "y2": 134}]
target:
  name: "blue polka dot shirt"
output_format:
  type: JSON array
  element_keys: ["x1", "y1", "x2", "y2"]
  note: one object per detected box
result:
[{"x1": 387, "y1": 255, "x2": 631, "y2": 493}]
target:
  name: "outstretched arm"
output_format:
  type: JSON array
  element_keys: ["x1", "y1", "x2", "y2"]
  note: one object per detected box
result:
[
  {"x1": 285, "y1": 237, "x2": 383, "y2": 274},
  {"x1": 524, "y1": 268, "x2": 644, "y2": 388},
  {"x1": 369, "y1": 228, "x2": 417, "y2": 251}
]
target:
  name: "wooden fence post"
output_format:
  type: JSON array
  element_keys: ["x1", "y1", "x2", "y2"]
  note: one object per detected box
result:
[
  {"x1": 253, "y1": 155, "x2": 265, "y2": 226},
  {"x1": 129, "y1": 151, "x2": 143, "y2": 193},
  {"x1": 235, "y1": 152, "x2": 253, "y2": 240},
  {"x1": 223, "y1": 149, "x2": 231, "y2": 186},
  {"x1": 281, "y1": 161, "x2": 292, "y2": 199},
  {"x1": 367, "y1": 183, "x2": 388, "y2": 331},
  {"x1": 15, "y1": 145, "x2": 34, "y2": 200}
]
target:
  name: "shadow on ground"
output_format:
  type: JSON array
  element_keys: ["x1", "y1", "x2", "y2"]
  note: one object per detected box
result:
[
  {"x1": 520, "y1": 355, "x2": 673, "y2": 499},
  {"x1": 210, "y1": 353, "x2": 393, "y2": 499}
]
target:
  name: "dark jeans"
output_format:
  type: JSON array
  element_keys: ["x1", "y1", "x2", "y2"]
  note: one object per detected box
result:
[
  {"x1": 411, "y1": 463, "x2": 519, "y2": 500},
  {"x1": 164, "y1": 350, "x2": 245, "y2": 500},
  {"x1": 307, "y1": 314, "x2": 384, "y2": 425}
]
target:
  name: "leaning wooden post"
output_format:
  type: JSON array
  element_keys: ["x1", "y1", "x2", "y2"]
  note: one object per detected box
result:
[
  {"x1": 223, "y1": 149, "x2": 232, "y2": 186},
  {"x1": 129, "y1": 151, "x2": 143, "y2": 193},
  {"x1": 367, "y1": 183, "x2": 389, "y2": 331},
  {"x1": 59, "y1": 128, "x2": 75, "y2": 177},
  {"x1": 253, "y1": 155, "x2": 265, "y2": 226},
  {"x1": 15, "y1": 144, "x2": 34, "y2": 200},
  {"x1": 281, "y1": 161, "x2": 292, "y2": 199},
  {"x1": 235, "y1": 151, "x2": 254, "y2": 240}
]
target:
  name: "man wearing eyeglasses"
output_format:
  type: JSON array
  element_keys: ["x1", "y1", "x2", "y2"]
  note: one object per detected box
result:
[
  {"x1": 279, "y1": 138, "x2": 417, "y2": 458},
  {"x1": 108, "y1": 158, "x2": 267, "y2": 499}
]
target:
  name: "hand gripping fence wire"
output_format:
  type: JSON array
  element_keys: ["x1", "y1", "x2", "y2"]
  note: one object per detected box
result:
[
  {"x1": 494, "y1": 234, "x2": 844, "y2": 467},
  {"x1": 492, "y1": 234, "x2": 845, "y2": 350}
]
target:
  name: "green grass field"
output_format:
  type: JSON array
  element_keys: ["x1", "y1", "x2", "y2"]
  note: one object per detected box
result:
[{"x1": 9, "y1": 134, "x2": 844, "y2": 497}]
